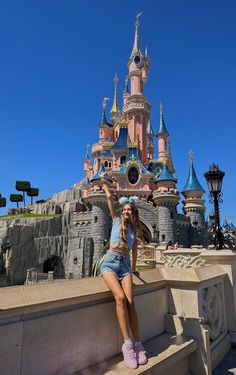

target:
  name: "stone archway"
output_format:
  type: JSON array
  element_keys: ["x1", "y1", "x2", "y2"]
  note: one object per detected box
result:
[
  {"x1": 140, "y1": 220, "x2": 152, "y2": 243},
  {"x1": 43, "y1": 255, "x2": 64, "y2": 278}
]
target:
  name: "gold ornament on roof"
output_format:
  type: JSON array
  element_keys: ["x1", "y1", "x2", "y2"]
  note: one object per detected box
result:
[
  {"x1": 119, "y1": 117, "x2": 128, "y2": 128},
  {"x1": 128, "y1": 140, "x2": 138, "y2": 147},
  {"x1": 111, "y1": 74, "x2": 119, "y2": 114}
]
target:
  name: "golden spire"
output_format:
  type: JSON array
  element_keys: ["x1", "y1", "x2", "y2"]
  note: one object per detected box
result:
[{"x1": 111, "y1": 74, "x2": 119, "y2": 114}]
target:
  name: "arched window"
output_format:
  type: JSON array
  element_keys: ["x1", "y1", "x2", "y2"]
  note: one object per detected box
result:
[
  {"x1": 104, "y1": 160, "x2": 108, "y2": 168},
  {"x1": 108, "y1": 162, "x2": 112, "y2": 168},
  {"x1": 162, "y1": 234, "x2": 165, "y2": 242},
  {"x1": 120, "y1": 155, "x2": 126, "y2": 164}
]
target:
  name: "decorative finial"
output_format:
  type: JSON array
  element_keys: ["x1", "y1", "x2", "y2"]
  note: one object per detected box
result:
[
  {"x1": 86, "y1": 144, "x2": 90, "y2": 159},
  {"x1": 160, "y1": 101, "x2": 163, "y2": 115},
  {"x1": 113, "y1": 73, "x2": 119, "y2": 85},
  {"x1": 136, "y1": 12, "x2": 142, "y2": 27},
  {"x1": 189, "y1": 150, "x2": 193, "y2": 162},
  {"x1": 111, "y1": 74, "x2": 119, "y2": 114},
  {"x1": 130, "y1": 12, "x2": 142, "y2": 59},
  {"x1": 124, "y1": 75, "x2": 129, "y2": 93},
  {"x1": 102, "y1": 97, "x2": 109, "y2": 109}
]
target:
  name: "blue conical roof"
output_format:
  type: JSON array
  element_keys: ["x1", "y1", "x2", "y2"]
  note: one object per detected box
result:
[
  {"x1": 223, "y1": 218, "x2": 229, "y2": 229},
  {"x1": 158, "y1": 113, "x2": 168, "y2": 135},
  {"x1": 156, "y1": 163, "x2": 177, "y2": 183},
  {"x1": 99, "y1": 109, "x2": 113, "y2": 128},
  {"x1": 157, "y1": 103, "x2": 169, "y2": 135},
  {"x1": 147, "y1": 120, "x2": 154, "y2": 136},
  {"x1": 90, "y1": 164, "x2": 112, "y2": 183},
  {"x1": 229, "y1": 219, "x2": 236, "y2": 231},
  {"x1": 182, "y1": 159, "x2": 205, "y2": 193},
  {"x1": 112, "y1": 127, "x2": 128, "y2": 150}
]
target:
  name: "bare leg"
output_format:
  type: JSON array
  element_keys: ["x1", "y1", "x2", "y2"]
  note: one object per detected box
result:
[
  {"x1": 102, "y1": 272, "x2": 130, "y2": 339},
  {"x1": 121, "y1": 274, "x2": 140, "y2": 342}
]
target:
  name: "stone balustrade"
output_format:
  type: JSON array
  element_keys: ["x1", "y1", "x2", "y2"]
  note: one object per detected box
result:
[{"x1": 0, "y1": 258, "x2": 234, "y2": 375}]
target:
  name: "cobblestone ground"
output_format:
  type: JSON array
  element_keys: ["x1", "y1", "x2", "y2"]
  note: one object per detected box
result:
[{"x1": 213, "y1": 348, "x2": 236, "y2": 374}]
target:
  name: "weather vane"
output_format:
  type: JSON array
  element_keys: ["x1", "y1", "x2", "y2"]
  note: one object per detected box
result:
[
  {"x1": 113, "y1": 73, "x2": 119, "y2": 85},
  {"x1": 102, "y1": 97, "x2": 109, "y2": 109},
  {"x1": 135, "y1": 12, "x2": 142, "y2": 27}
]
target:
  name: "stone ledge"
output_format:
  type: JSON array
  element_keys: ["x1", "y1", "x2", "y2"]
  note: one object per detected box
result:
[
  {"x1": 0, "y1": 269, "x2": 165, "y2": 319},
  {"x1": 201, "y1": 249, "x2": 236, "y2": 261},
  {"x1": 74, "y1": 332, "x2": 197, "y2": 375},
  {"x1": 0, "y1": 265, "x2": 228, "y2": 319}
]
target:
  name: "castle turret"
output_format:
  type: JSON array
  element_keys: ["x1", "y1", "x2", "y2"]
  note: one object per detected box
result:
[
  {"x1": 92, "y1": 98, "x2": 113, "y2": 174},
  {"x1": 157, "y1": 102, "x2": 169, "y2": 164},
  {"x1": 123, "y1": 76, "x2": 130, "y2": 106},
  {"x1": 83, "y1": 145, "x2": 91, "y2": 177},
  {"x1": 123, "y1": 13, "x2": 151, "y2": 164},
  {"x1": 147, "y1": 119, "x2": 155, "y2": 160},
  {"x1": 182, "y1": 151, "x2": 207, "y2": 246},
  {"x1": 84, "y1": 165, "x2": 114, "y2": 260},
  {"x1": 152, "y1": 162, "x2": 180, "y2": 244},
  {"x1": 167, "y1": 139, "x2": 175, "y2": 174}
]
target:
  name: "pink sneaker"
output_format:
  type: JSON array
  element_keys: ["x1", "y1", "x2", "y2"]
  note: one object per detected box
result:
[
  {"x1": 135, "y1": 342, "x2": 148, "y2": 365},
  {"x1": 122, "y1": 343, "x2": 138, "y2": 369}
]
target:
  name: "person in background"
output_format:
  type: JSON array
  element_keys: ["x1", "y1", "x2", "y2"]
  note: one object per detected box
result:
[{"x1": 166, "y1": 240, "x2": 174, "y2": 250}]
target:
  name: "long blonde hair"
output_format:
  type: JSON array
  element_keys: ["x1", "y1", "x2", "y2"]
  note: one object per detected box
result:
[{"x1": 119, "y1": 203, "x2": 144, "y2": 248}]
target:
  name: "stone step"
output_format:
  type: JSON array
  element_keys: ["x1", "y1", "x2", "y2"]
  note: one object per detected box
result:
[{"x1": 75, "y1": 333, "x2": 197, "y2": 375}]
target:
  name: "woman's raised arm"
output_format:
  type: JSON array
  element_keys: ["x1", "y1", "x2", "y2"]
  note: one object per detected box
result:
[{"x1": 101, "y1": 174, "x2": 116, "y2": 221}]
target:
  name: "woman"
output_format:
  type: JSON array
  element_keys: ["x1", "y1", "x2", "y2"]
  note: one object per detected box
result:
[{"x1": 100, "y1": 178, "x2": 147, "y2": 369}]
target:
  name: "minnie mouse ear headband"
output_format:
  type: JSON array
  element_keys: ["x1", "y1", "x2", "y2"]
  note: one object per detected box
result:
[{"x1": 119, "y1": 196, "x2": 139, "y2": 205}]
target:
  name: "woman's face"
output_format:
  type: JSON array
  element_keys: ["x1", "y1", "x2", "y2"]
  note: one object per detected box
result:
[{"x1": 122, "y1": 204, "x2": 133, "y2": 220}]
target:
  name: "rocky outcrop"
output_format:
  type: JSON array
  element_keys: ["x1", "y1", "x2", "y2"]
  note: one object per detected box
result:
[{"x1": 0, "y1": 214, "x2": 71, "y2": 285}]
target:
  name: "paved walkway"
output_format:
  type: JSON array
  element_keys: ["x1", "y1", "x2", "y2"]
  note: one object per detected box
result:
[{"x1": 213, "y1": 348, "x2": 236, "y2": 374}]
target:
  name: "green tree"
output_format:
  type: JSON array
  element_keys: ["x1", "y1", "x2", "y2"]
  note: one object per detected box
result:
[
  {"x1": 10, "y1": 194, "x2": 23, "y2": 208},
  {"x1": 15, "y1": 181, "x2": 31, "y2": 206},
  {"x1": 27, "y1": 188, "x2": 39, "y2": 204},
  {"x1": 0, "y1": 197, "x2": 6, "y2": 208}
]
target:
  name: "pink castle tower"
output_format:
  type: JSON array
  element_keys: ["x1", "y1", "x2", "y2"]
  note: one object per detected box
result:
[{"x1": 123, "y1": 13, "x2": 150, "y2": 164}]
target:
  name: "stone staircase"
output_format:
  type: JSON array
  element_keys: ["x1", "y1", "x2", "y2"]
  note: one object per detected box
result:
[{"x1": 75, "y1": 332, "x2": 197, "y2": 375}]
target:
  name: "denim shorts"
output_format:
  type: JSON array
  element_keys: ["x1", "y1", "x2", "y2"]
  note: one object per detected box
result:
[{"x1": 100, "y1": 251, "x2": 132, "y2": 280}]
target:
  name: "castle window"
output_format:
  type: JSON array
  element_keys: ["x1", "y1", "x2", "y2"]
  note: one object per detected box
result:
[
  {"x1": 104, "y1": 160, "x2": 108, "y2": 168},
  {"x1": 128, "y1": 166, "x2": 139, "y2": 185},
  {"x1": 120, "y1": 155, "x2": 126, "y2": 164},
  {"x1": 170, "y1": 212, "x2": 173, "y2": 219},
  {"x1": 162, "y1": 234, "x2": 165, "y2": 242},
  {"x1": 94, "y1": 216, "x2": 98, "y2": 223},
  {"x1": 108, "y1": 162, "x2": 112, "y2": 167}
]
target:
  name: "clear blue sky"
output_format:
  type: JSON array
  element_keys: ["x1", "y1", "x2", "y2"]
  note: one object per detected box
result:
[{"x1": 0, "y1": 0, "x2": 235, "y2": 223}]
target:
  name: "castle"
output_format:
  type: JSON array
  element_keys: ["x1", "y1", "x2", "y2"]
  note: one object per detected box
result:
[
  {"x1": 80, "y1": 15, "x2": 208, "y2": 250},
  {"x1": 0, "y1": 16, "x2": 208, "y2": 284}
]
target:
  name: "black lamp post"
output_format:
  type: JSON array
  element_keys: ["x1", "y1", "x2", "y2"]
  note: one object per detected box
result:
[{"x1": 204, "y1": 163, "x2": 225, "y2": 249}]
